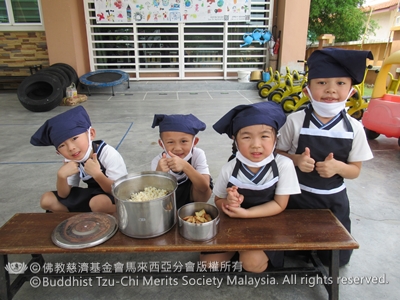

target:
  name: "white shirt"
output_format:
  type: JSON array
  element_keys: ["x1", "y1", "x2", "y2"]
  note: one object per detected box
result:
[
  {"x1": 213, "y1": 154, "x2": 300, "y2": 199},
  {"x1": 151, "y1": 147, "x2": 210, "y2": 182},
  {"x1": 67, "y1": 143, "x2": 128, "y2": 186},
  {"x1": 277, "y1": 109, "x2": 374, "y2": 162}
]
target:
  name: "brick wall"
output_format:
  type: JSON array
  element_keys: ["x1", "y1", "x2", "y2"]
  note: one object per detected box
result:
[{"x1": 0, "y1": 31, "x2": 49, "y2": 89}]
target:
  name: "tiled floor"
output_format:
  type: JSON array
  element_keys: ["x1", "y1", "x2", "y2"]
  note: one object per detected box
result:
[{"x1": 0, "y1": 80, "x2": 399, "y2": 299}]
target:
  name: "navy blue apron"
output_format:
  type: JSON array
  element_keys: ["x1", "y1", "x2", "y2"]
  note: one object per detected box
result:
[
  {"x1": 81, "y1": 140, "x2": 107, "y2": 188},
  {"x1": 288, "y1": 106, "x2": 353, "y2": 266},
  {"x1": 227, "y1": 157, "x2": 284, "y2": 268},
  {"x1": 172, "y1": 158, "x2": 193, "y2": 209},
  {"x1": 171, "y1": 158, "x2": 213, "y2": 209}
]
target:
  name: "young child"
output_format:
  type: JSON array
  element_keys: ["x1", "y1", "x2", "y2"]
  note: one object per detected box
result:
[
  {"x1": 276, "y1": 48, "x2": 374, "y2": 266},
  {"x1": 30, "y1": 106, "x2": 128, "y2": 213},
  {"x1": 200, "y1": 101, "x2": 300, "y2": 273},
  {"x1": 151, "y1": 114, "x2": 213, "y2": 209}
]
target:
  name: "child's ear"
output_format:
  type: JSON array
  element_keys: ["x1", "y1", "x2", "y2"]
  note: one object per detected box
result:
[
  {"x1": 89, "y1": 128, "x2": 96, "y2": 140},
  {"x1": 193, "y1": 136, "x2": 200, "y2": 146},
  {"x1": 158, "y1": 139, "x2": 164, "y2": 148},
  {"x1": 302, "y1": 86, "x2": 309, "y2": 97}
]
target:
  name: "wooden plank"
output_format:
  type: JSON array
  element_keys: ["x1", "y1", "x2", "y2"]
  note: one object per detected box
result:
[{"x1": 0, "y1": 210, "x2": 359, "y2": 255}]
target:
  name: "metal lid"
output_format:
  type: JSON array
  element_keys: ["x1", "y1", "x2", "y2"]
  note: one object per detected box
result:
[{"x1": 51, "y1": 212, "x2": 118, "y2": 249}]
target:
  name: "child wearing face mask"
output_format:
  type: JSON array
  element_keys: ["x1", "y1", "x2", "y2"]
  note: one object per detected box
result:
[
  {"x1": 151, "y1": 114, "x2": 213, "y2": 209},
  {"x1": 200, "y1": 101, "x2": 300, "y2": 273},
  {"x1": 276, "y1": 48, "x2": 374, "y2": 266},
  {"x1": 30, "y1": 106, "x2": 128, "y2": 213}
]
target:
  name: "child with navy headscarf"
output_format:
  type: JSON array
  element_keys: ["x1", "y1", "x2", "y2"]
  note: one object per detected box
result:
[
  {"x1": 200, "y1": 101, "x2": 300, "y2": 273},
  {"x1": 151, "y1": 114, "x2": 213, "y2": 209},
  {"x1": 276, "y1": 48, "x2": 374, "y2": 266},
  {"x1": 30, "y1": 106, "x2": 128, "y2": 213}
]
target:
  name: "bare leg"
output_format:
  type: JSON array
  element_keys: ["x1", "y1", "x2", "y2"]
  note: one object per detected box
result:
[
  {"x1": 239, "y1": 250, "x2": 269, "y2": 273},
  {"x1": 89, "y1": 195, "x2": 116, "y2": 214},
  {"x1": 40, "y1": 191, "x2": 69, "y2": 212}
]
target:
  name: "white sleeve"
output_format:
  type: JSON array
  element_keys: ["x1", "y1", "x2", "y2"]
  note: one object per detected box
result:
[
  {"x1": 275, "y1": 154, "x2": 301, "y2": 195},
  {"x1": 212, "y1": 160, "x2": 235, "y2": 199},
  {"x1": 191, "y1": 147, "x2": 210, "y2": 175},
  {"x1": 99, "y1": 145, "x2": 128, "y2": 180},
  {"x1": 151, "y1": 153, "x2": 163, "y2": 171},
  {"x1": 277, "y1": 111, "x2": 303, "y2": 154},
  {"x1": 348, "y1": 118, "x2": 374, "y2": 162}
]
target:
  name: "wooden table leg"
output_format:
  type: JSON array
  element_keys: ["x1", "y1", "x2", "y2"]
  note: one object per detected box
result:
[
  {"x1": 328, "y1": 250, "x2": 340, "y2": 300},
  {"x1": 0, "y1": 255, "x2": 11, "y2": 300}
]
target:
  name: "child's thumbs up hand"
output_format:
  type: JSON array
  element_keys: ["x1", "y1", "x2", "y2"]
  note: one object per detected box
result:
[
  {"x1": 157, "y1": 153, "x2": 170, "y2": 172},
  {"x1": 84, "y1": 153, "x2": 101, "y2": 177},
  {"x1": 316, "y1": 153, "x2": 336, "y2": 178},
  {"x1": 303, "y1": 147, "x2": 311, "y2": 157},
  {"x1": 297, "y1": 147, "x2": 315, "y2": 173},
  {"x1": 166, "y1": 151, "x2": 185, "y2": 172},
  {"x1": 325, "y1": 153, "x2": 334, "y2": 161}
]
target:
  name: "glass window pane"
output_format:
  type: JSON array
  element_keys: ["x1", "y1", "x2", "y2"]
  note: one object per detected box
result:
[
  {"x1": 0, "y1": 0, "x2": 9, "y2": 23},
  {"x1": 11, "y1": 0, "x2": 40, "y2": 23}
]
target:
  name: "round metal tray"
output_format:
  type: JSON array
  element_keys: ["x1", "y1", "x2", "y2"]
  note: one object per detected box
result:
[{"x1": 51, "y1": 212, "x2": 118, "y2": 249}]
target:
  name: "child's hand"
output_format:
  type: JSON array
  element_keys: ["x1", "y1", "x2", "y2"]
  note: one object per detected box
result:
[
  {"x1": 221, "y1": 204, "x2": 248, "y2": 218},
  {"x1": 297, "y1": 147, "x2": 315, "y2": 173},
  {"x1": 157, "y1": 153, "x2": 170, "y2": 172},
  {"x1": 315, "y1": 153, "x2": 337, "y2": 178},
  {"x1": 84, "y1": 153, "x2": 102, "y2": 177},
  {"x1": 226, "y1": 186, "x2": 243, "y2": 207},
  {"x1": 58, "y1": 161, "x2": 79, "y2": 178},
  {"x1": 166, "y1": 151, "x2": 186, "y2": 172}
]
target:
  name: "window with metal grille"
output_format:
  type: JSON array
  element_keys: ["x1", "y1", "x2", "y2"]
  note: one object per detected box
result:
[{"x1": 84, "y1": 0, "x2": 273, "y2": 80}]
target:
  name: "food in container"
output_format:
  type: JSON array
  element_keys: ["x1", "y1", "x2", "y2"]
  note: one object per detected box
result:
[
  {"x1": 129, "y1": 186, "x2": 169, "y2": 202},
  {"x1": 112, "y1": 171, "x2": 177, "y2": 238},
  {"x1": 178, "y1": 203, "x2": 220, "y2": 241}
]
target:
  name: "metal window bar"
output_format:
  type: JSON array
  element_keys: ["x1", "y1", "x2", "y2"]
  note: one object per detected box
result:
[{"x1": 84, "y1": 0, "x2": 273, "y2": 80}]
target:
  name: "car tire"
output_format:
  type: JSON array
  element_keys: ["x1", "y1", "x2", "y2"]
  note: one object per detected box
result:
[{"x1": 17, "y1": 72, "x2": 63, "y2": 112}]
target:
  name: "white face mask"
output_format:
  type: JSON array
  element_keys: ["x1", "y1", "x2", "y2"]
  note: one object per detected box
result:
[
  {"x1": 235, "y1": 141, "x2": 275, "y2": 168},
  {"x1": 64, "y1": 128, "x2": 93, "y2": 163},
  {"x1": 306, "y1": 86, "x2": 353, "y2": 118},
  {"x1": 160, "y1": 138, "x2": 195, "y2": 162}
]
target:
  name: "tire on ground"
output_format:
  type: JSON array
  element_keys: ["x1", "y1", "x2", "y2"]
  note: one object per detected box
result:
[
  {"x1": 17, "y1": 72, "x2": 63, "y2": 112},
  {"x1": 50, "y1": 63, "x2": 79, "y2": 87},
  {"x1": 39, "y1": 68, "x2": 69, "y2": 96}
]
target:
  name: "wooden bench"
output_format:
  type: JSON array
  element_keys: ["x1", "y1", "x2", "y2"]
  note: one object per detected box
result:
[{"x1": 0, "y1": 209, "x2": 358, "y2": 300}]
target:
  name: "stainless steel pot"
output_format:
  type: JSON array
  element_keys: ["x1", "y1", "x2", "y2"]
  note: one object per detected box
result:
[
  {"x1": 112, "y1": 171, "x2": 177, "y2": 238},
  {"x1": 177, "y1": 202, "x2": 220, "y2": 241}
]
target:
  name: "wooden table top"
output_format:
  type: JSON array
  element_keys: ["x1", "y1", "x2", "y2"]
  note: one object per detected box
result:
[{"x1": 0, "y1": 209, "x2": 359, "y2": 254}]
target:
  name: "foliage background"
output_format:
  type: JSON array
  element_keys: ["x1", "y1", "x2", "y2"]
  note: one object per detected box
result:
[{"x1": 308, "y1": 0, "x2": 379, "y2": 43}]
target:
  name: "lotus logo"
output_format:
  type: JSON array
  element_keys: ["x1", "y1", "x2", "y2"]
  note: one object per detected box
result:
[{"x1": 4, "y1": 262, "x2": 28, "y2": 274}]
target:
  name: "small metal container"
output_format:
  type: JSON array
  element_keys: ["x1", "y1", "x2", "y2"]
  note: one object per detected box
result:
[
  {"x1": 177, "y1": 202, "x2": 220, "y2": 242},
  {"x1": 112, "y1": 171, "x2": 177, "y2": 238}
]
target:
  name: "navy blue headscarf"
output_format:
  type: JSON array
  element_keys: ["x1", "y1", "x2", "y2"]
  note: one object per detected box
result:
[
  {"x1": 30, "y1": 106, "x2": 91, "y2": 148},
  {"x1": 152, "y1": 114, "x2": 206, "y2": 135},
  {"x1": 307, "y1": 48, "x2": 374, "y2": 85},
  {"x1": 213, "y1": 101, "x2": 286, "y2": 138}
]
